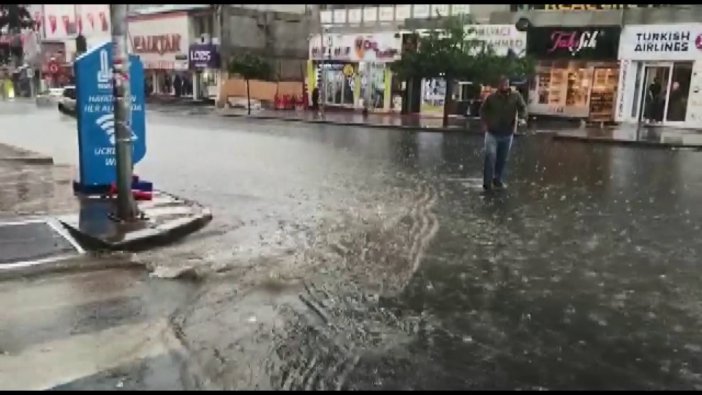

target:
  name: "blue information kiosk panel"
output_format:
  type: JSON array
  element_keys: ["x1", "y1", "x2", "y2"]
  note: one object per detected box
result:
[{"x1": 74, "y1": 41, "x2": 147, "y2": 189}]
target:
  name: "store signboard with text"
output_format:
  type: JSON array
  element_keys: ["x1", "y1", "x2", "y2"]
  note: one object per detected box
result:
[
  {"x1": 618, "y1": 24, "x2": 702, "y2": 61},
  {"x1": 189, "y1": 44, "x2": 220, "y2": 70},
  {"x1": 309, "y1": 33, "x2": 402, "y2": 63},
  {"x1": 527, "y1": 26, "x2": 620, "y2": 60},
  {"x1": 464, "y1": 24, "x2": 526, "y2": 57},
  {"x1": 127, "y1": 12, "x2": 190, "y2": 70}
]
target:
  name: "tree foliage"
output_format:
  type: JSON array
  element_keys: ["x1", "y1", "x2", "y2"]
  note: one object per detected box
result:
[
  {"x1": 391, "y1": 16, "x2": 535, "y2": 86},
  {"x1": 391, "y1": 16, "x2": 535, "y2": 125},
  {"x1": 0, "y1": 5, "x2": 34, "y2": 32},
  {"x1": 228, "y1": 52, "x2": 273, "y2": 115},
  {"x1": 228, "y1": 52, "x2": 272, "y2": 81}
]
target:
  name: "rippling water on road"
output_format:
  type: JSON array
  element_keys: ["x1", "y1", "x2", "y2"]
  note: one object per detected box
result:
[{"x1": 3, "y1": 101, "x2": 702, "y2": 389}]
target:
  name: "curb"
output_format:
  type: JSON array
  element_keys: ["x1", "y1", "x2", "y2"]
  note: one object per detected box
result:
[
  {"x1": 0, "y1": 143, "x2": 54, "y2": 165},
  {"x1": 217, "y1": 111, "x2": 477, "y2": 133},
  {"x1": 0, "y1": 255, "x2": 146, "y2": 281},
  {"x1": 59, "y1": 193, "x2": 213, "y2": 253},
  {"x1": 552, "y1": 133, "x2": 702, "y2": 150}
]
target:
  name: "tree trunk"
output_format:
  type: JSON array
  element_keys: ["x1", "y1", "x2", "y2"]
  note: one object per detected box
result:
[
  {"x1": 246, "y1": 78, "x2": 251, "y2": 115},
  {"x1": 442, "y1": 76, "x2": 451, "y2": 128}
]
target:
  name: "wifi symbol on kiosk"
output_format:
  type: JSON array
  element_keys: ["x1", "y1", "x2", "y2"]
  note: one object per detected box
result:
[
  {"x1": 96, "y1": 113, "x2": 116, "y2": 145},
  {"x1": 96, "y1": 114, "x2": 138, "y2": 146}
]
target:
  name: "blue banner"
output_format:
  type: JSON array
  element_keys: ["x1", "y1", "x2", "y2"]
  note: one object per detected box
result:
[{"x1": 74, "y1": 41, "x2": 147, "y2": 188}]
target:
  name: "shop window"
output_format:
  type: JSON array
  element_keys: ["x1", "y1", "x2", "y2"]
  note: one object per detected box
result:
[
  {"x1": 321, "y1": 63, "x2": 354, "y2": 106},
  {"x1": 667, "y1": 62, "x2": 692, "y2": 122},
  {"x1": 535, "y1": 60, "x2": 592, "y2": 111},
  {"x1": 588, "y1": 67, "x2": 618, "y2": 122},
  {"x1": 359, "y1": 62, "x2": 385, "y2": 109}
]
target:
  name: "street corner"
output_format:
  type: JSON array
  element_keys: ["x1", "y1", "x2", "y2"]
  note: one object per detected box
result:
[
  {"x1": 0, "y1": 143, "x2": 53, "y2": 165},
  {"x1": 57, "y1": 191, "x2": 213, "y2": 253}
]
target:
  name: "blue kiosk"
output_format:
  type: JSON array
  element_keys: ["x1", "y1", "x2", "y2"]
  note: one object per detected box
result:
[{"x1": 73, "y1": 41, "x2": 150, "y2": 195}]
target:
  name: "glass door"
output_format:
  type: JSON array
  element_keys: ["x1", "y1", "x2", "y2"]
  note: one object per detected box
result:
[
  {"x1": 639, "y1": 63, "x2": 672, "y2": 124},
  {"x1": 665, "y1": 62, "x2": 693, "y2": 123}
]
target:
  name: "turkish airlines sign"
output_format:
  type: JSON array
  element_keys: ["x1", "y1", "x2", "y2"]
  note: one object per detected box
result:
[{"x1": 619, "y1": 24, "x2": 702, "y2": 61}]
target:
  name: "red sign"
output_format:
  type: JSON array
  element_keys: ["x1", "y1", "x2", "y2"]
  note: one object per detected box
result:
[
  {"x1": 132, "y1": 34, "x2": 182, "y2": 55},
  {"x1": 48, "y1": 15, "x2": 57, "y2": 34},
  {"x1": 61, "y1": 15, "x2": 70, "y2": 35},
  {"x1": 98, "y1": 12, "x2": 108, "y2": 32},
  {"x1": 87, "y1": 13, "x2": 95, "y2": 30},
  {"x1": 48, "y1": 61, "x2": 59, "y2": 75}
]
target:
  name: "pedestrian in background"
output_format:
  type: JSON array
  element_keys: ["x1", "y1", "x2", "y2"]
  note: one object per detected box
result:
[{"x1": 479, "y1": 76, "x2": 527, "y2": 192}]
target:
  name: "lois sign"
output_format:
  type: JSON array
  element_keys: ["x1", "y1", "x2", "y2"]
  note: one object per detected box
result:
[{"x1": 188, "y1": 44, "x2": 220, "y2": 70}]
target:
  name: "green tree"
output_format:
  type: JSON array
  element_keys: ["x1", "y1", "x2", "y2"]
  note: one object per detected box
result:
[
  {"x1": 0, "y1": 5, "x2": 34, "y2": 66},
  {"x1": 0, "y1": 5, "x2": 33, "y2": 31},
  {"x1": 392, "y1": 17, "x2": 535, "y2": 127},
  {"x1": 228, "y1": 52, "x2": 272, "y2": 115}
]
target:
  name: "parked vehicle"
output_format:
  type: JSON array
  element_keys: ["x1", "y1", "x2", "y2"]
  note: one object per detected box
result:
[{"x1": 57, "y1": 85, "x2": 76, "y2": 116}]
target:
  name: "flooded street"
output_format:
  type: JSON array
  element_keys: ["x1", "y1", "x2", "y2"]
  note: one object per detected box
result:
[{"x1": 2, "y1": 101, "x2": 702, "y2": 389}]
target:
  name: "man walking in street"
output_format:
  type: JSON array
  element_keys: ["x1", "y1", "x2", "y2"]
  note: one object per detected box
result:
[{"x1": 479, "y1": 76, "x2": 528, "y2": 192}]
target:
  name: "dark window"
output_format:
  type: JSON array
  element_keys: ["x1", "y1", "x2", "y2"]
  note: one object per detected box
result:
[{"x1": 63, "y1": 88, "x2": 76, "y2": 100}]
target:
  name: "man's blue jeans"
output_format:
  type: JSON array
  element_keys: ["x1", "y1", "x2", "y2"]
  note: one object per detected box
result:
[{"x1": 483, "y1": 132, "x2": 513, "y2": 188}]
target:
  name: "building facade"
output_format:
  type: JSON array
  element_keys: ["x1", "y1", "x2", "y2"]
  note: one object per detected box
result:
[
  {"x1": 615, "y1": 23, "x2": 702, "y2": 129},
  {"x1": 308, "y1": 31, "x2": 403, "y2": 112},
  {"x1": 525, "y1": 26, "x2": 621, "y2": 121}
]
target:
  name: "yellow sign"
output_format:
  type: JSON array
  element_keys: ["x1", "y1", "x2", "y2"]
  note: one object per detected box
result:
[{"x1": 343, "y1": 64, "x2": 354, "y2": 77}]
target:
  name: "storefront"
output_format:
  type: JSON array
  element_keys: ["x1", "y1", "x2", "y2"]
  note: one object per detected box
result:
[
  {"x1": 526, "y1": 26, "x2": 621, "y2": 121},
  {"x1": 189, "y1": 43, "x2": 220, "y2": 100},
  {"x1": 615, "y1": 24, "x2": 702, "y2": 129},
  {"x1": 308, "y1": 32, "x2": 402, "y2": 112},
  {"x1": 128, "y1": 12, "x2": 191, "y2": 96}
]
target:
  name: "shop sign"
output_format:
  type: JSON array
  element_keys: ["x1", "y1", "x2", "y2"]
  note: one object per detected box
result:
[
  {"x1": 132, "y1": 34, "x2": 182, "y2": 55},
  {"x1": 188, "y1": 44, "x2": 220, "y2": 70},
  {"x1": 618, "y1": 24, "x2": 702, "y2": 61},
  {"x1": 464, "y1": 24, "x2": 526, "y2": 57},
  {"x1": 527, "y1": 26, "x2": 620, "y2": 60},
  {"x1": 309, "y1": 33, "x2": 401, "y2": 62},
  {"x1": 354, "y1": 35, "x2": 399, "y2": 61},
  {"x1": 310, "y1": 44, "x2": 352, "y2": 60}
]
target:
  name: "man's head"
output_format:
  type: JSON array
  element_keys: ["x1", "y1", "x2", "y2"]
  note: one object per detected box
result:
[{"x1": 497, "y1": 76, "x2": 510, "y2": 93}]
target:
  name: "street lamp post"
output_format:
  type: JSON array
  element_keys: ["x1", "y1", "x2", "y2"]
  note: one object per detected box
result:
[{"x1": 109, "y1": 4, "x2": 138, "y2": 221}]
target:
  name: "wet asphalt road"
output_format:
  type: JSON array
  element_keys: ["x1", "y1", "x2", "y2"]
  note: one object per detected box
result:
[{"x1": 2, "y1": 101, "x2": 702, "y2": 389}]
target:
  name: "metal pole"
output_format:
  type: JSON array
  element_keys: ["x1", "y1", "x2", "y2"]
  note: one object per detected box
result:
[
  {"x1": 110, "y1": 4, "x2": 138, "y2": 221},
  {"x1": 317, "y1": 7, "x2": 326, "y2": 117}
]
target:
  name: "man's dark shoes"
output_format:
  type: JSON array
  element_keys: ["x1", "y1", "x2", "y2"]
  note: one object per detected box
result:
[{"x1": 493, "y1": 179, "x2": 506, "y2": 189}]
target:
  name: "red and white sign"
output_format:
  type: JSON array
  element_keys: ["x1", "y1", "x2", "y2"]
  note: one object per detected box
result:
[
  {"x1": 128, "y1": 12, "x2": 191, "y2": 70},
  {"x1": 309, "y1": 32, "x2": 402, "y2": 63}
]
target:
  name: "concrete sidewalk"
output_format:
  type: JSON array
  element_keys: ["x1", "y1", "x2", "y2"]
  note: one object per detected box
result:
[
  {"x1": 0, "y1": 144, "x2": 76, "y2": 219},
  {"x1": 216, "y1": 108, "x2": 477, "y2": 132},
  {"x1": 553, "y1": 124, "x2": 702, "y2": 149}
]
